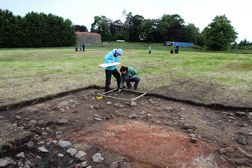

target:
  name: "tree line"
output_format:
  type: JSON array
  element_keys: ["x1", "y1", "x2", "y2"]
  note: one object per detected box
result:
[
  {"x1": 0, "y1": 9, "x2": 241, "y2": 50},
  {"x1": 232, "y1": 39, "x2": 252, "y2": 50},
  {"x1": 0, "y1": 9, "x2": 75, "y2": 47},
  {"x1": 91, "y1": 12, "x2": 238, "y2": 50}
]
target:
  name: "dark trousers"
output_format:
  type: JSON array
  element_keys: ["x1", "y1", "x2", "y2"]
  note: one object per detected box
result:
[
  {"x1": 105, "y1": 69, "x2": 121, "y2": 91},
  {"x1": 124, "y1": 76, "x2": 140, "y2": 90}
]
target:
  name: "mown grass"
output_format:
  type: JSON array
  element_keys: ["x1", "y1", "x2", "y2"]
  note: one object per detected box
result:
[{"x1": 0, "y1": 43, "x2": 252, "y2": 106}]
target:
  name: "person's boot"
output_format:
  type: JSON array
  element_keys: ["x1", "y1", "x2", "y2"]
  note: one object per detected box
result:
[
  {"x1": 104, "y1": 88, "x2": 111, "y2": 92},
  {"x1": 134, "y1": 83, "x2": 138, "y2": 90},
  {"x1": 126, "y1": 83, "x2": 132, "y2": 89}
]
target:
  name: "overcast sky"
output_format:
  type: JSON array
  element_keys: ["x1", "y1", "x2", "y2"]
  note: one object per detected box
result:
[{"x1": 1, "y1": 0, "x2": 252, "y2": 42}]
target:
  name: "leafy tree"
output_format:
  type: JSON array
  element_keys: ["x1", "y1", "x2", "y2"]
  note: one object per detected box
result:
[
  {"x1": 91, "y1": 16, "x2": 112, "y2": 41},
  {"x1": 22, "y1": 12, "x2": 45, "y2": 47},
  {"x1": 237, "y1": 39, "x2": 251, "y2": 49},
  {"x1": 0, "y1": 9, "x2": 22, "y2": 47},
  {"x1": 129, "y1": 14, "x2": 144, "y2": 41},
  {"x1": 158, "y1": 14, "x2": 186, "y2": 41},
  {"x1": 124, "y1": 12, "x2": 144, "y2": 42},
  {"x1": 239, "y1": 39, "x2": 250, "y2": 46},
  {"x1": 231, "y1": 41, "x2": 238, "y2": 49},
  {"x1": 149, "y1": 19, "x2": 162, "y2": 42},
  {"x1": 139, "y1": 19, "x2": 154, "y2": 42},
  {"x1": 185, "y1": 24, "x2": 200, "y2": 43},
  {"x1": 14, "y1": 15, "x2": 26, "y2": 47},
  {"x1": 203, "y1": 15, "x2": 237, "y2": 50},
  {"x1": 110, "y1": 20, "x2": 124, "y2": 40},
  {"x1": 74, "y1": 25, "x2": 88, "y2": 32},
  {"x1": 21, "y1": 12, "x2": 75, "y2": 47},
  {"x1": 0, "y1": 10, "x2": 75, "y2": 48},
  {"x1": 58, "y1": 18, "x2": 75, "y2": 46}
]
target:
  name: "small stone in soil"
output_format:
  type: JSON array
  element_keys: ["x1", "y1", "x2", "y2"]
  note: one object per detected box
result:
[
  {"x1": 92, "y1": 153, "x2": 104, "y2": 163},
  {"x1": 58, "y1": 140, "x2": 72, "y2": 148},
  {"x1": 38, "y1": 146, "x2": 49, "y2": 153},
  {"x1": 66, "y1": 148, "x2": 77, "y2": 156}
]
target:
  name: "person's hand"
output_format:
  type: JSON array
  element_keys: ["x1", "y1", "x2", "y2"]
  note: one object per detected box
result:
[{"x1": 118, "y1": 89, "x2": 122, "y2": 92}]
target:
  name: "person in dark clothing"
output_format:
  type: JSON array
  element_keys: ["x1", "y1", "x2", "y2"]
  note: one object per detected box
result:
[
  {"x1": 103, "y1": 48, "x2": 123, "y2": 92},
  {"x1": 174, "y1": 45, "x2": 179, "y2": 54},
  {"x1": 120, "y1": 66, "x2": 140, "y2": 90},
  {"x1": 82, "y1": 43, "x2": 85, "y2": 52}
]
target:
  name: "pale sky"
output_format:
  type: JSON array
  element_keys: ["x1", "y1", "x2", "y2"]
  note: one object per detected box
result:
[{"x1": 1, "y1": 0, "x2": 252, "y2": 42}]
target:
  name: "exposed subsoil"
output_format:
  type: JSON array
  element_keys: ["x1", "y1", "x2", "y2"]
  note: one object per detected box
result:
[
  {"x1": 151, "y1": 79, "x2": 252, "y2": 109},
  {"x1": 0, "y1": 88, "x2": 252, "y2": 168}
]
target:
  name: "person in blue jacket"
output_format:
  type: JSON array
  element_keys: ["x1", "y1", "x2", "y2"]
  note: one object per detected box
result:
[{"x1": 104, "y1": 48, "x2": 123, "y2": 92}]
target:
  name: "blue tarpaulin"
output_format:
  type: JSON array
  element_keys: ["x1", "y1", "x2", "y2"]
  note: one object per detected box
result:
[{"x1": 164, "y1": 41, "x2": 193, "y2": 47}]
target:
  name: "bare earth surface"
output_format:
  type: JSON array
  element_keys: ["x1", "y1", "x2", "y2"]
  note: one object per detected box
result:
[
  {"x1": 0, "y1": 88, "x2": 252, "y2": 168},
  {"x1": 151, "y1": 80, "x2": 252, "y2": 108}
]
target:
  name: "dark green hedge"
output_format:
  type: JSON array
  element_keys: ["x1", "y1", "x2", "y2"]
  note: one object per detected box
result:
[{"x1": 0, "y1": 9, "x2": 75, "y2": 48}]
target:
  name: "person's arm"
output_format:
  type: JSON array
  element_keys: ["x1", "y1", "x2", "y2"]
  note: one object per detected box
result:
[
  {"x1": 114, "y1": 56, "x2": 119, "y2": 63},
  {"x1": 104, "y1": 51, "x2": 114, "y2": 63}
]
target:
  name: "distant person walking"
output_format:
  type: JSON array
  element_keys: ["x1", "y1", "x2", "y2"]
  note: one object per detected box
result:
[{"x1": 103, "y1": 48, "x2": 123, "y2": 92}]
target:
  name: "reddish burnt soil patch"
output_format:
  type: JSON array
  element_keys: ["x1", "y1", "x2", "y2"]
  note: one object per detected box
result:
[
  {"x1": 71, "y1": 120, "x2": 229, "y2": 168},
  {"x1": 0, "y1": 88, "x2": 251, "y2": 168}
]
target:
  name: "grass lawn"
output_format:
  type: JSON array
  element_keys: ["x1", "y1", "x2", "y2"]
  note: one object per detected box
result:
[{"x1": 0, "y1": 42, "x2": 252, "y2": 107}]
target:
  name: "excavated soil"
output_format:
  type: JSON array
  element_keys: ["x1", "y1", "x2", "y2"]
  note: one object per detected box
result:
[{"x1": 0, "y1": 88, "x2": 252, "y2": 168}]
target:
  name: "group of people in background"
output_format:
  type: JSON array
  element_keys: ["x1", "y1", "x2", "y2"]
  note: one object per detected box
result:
[
  {"x1": 103, "y1": 48, "x2": 140, "y2": 92},
  {"x1": 170, "y1": 45, "x2": 179, "y2": 54},
  {"x1": 75, "y1": 43, "x2": 85, "y2": 52}
]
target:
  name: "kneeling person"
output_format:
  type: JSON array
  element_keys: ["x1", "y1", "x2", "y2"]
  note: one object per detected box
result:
[{"x1": 120, "y1": 66, "x2": 140, "y2": 90}]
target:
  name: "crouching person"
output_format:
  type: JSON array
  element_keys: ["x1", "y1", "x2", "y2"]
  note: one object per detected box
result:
[{"x1": 120, "y1": 66, "x2": 140, "y2": 90}]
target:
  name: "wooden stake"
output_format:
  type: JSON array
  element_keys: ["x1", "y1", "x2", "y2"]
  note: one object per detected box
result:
[
  {"x1": 98, "y1": 88, "x2": 147, "y2": 102},
  {"x1": 98, "y1": 93, "x2": 130, "y2": 101},
  {"x1": 102, "y1": 88, "x2": 118, "y2": 94},
  {"x1": 122, "y1": 89, "x2": 146, "y2": 94},
  {"x1": 131, "y1": 92, "x2": 147, "y2": 101}
]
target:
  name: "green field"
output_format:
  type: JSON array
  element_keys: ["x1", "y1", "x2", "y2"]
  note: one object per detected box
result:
[{"x1": 0, "y1": 42, "x2": 252, "y2": 107}]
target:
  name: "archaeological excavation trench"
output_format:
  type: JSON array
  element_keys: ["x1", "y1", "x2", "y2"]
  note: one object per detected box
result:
[{"x1": 0, "y1": 87, "x2": 251, "y2": 168}]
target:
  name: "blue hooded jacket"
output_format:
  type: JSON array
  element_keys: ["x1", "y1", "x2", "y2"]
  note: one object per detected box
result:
[{"x1": 104, "y1": 49, "x2": 120, "y2": 70}]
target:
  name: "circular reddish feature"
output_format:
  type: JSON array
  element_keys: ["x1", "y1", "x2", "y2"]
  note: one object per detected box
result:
[{"x1": 71, "y1": 120, "x2": 229, "y2": 168}]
